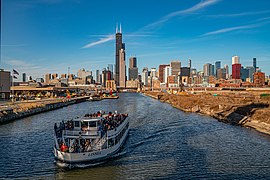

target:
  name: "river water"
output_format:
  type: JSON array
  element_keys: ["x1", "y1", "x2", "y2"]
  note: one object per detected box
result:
[{"x1": 0, "y1": 93, "x2": 270, "y2": 179}]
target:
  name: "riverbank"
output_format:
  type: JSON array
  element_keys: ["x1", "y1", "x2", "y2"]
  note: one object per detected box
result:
[
  {"x1": 144, "y1": 91, "x2": 270, "y2": 135},
  {"x1": 0, "y1": 96, "x2": 89, "y2": 124}
]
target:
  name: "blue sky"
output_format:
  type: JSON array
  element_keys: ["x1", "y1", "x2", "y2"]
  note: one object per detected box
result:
[{"x1": 1, "y1": 0, "x2": 270, "y2": 80}]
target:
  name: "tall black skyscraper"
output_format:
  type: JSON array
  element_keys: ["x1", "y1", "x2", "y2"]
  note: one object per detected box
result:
[
  {"x1": 115, "y1": 24, "x2": 124, "y2": 86},
  {"x1": 253, "y1": 58, "x2": 257, "y2": 72}
]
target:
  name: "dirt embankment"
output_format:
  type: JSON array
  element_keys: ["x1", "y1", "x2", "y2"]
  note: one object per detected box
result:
[{"x1": 144, "y1": 91, "x2": 270, "y2": 135}]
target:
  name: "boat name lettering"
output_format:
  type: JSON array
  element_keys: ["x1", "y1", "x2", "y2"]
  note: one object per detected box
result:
[{"x1": 88, "y1": 151, "x2": 101, "y2": 156}]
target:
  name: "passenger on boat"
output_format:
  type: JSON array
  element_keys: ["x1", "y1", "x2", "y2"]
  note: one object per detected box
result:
[{"x1": 60, "y1": 143, "x2": 68, "y2": 152}]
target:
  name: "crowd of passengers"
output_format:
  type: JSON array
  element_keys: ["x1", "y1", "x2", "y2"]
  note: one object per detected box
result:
[
  {"x1": 60, "y1": 138, "x2": 96, "y2": 153},
  {"x1": 88, "y1": 111, "x2": 128, "y2": 131},
  {"x1": 55, "y1": 111, "x2": 128, "y2": 146}
]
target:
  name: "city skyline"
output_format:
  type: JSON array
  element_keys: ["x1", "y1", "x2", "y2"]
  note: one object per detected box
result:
[{"x1": 1, "y1": 0, "x2": 270, "y2": 79}]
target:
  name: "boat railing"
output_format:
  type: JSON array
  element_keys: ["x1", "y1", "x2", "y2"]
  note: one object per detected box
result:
[
  {"x1": 91, "y1": 134, "x2": 107, "y2": 150},
  {"x1": 63, "y1": 129, "x2": 100, "y2": 136}
]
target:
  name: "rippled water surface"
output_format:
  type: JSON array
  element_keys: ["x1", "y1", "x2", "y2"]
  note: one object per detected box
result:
[{"x1": 0, "y1": 93, "x2": 270, "y2": 179}]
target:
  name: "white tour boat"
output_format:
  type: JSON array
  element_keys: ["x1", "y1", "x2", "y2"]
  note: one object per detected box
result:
[{"x1": 53, "y1": 111, "x2": 129, "y2": 164}]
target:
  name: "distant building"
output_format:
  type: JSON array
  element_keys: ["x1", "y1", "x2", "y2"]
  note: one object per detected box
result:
[
  {"x1": 232, "y1": 64, "x2": 241, "y2": 79},
  {"x1": 129, "y1": 57, "x2": 137, "y2": 68},
  {"x1": 52, "y1": 74, "x2": 58, "y2": 80},
  {"x1": 164, "y1": 66, "x2": 172, "y2": 84},
  {"x1": 217, "y1": 68, "x2": 226, "y2": 80},
  {"x1": 168, "y1": 75, "x2": 178, "y2": 87},
  {"x1": 246, "y1": 66, "x2": 255, "y2": 82},
  {"x1": 188, "y1": 59, "x2": 192, "y2": 68},
  {"x1": 119, "y1": 48, "x2": 126, "y2": 87},
  {"x1": 22, "y1": 73, "x2": 26, "y2": 82},
  {"x1": 106, "y1": 80, "x2": 116, "y2": 90},
  {"x1": 68, "y1": 74, "x2": 75, "y2": 80},
  {"x1": 254, "y1": 72, "x2": 265, "y2": 87},
  {"x1": 126, "y1": 79, "x2": 139, "y2": 89},
  {"x1": 232, "y1": 56, "x2": 240, "y2": 65},
  {"x1": 215, "y1": 61, "x2": 221, "y2": 76},
  {"x1": 180, "y1": 67, "x2": 190, "y2": 77},
  {"x1": 28, "y1": 76, "x2": 33, "y2": 81},
  {"x1": 224, "y1": 65, "x2": 229, "y2": 79},
  {"x1": 203, "y1": 63, "x2": 212, "y2": 77},
  {"x1": 253, "y1": 58, "x2": 257, "y2": 72},
  {"x1": 158, "y1": 64, "x2": 169, "y2": 83},
  {"x1": 128, "y1": 57, "x2": 138, "y2": 80},
  {"x1": 96, "y1": 70, "x2": 100, "y2": 83},
  {"x1": 141, "y1": 67, "x2": 148, "y2": 86},
  {"x1": 45, "y1": 73, "x2": 51, "y2": 83},
  {"x1": 77, "y1": 69, "x2": 91, "y2": 84},
  {"x1": 170, "y1": 61, "x2": 181, "y2": 76},
  {"x1": 150, "y1": 68, "x2": 157, "y2": 78},
  {"x1": 129, "y1": 68, "x2": 138, "y2": 80},
  {"x1": 232, "y1": 56, "x2": 241, "y2": 79},
  {"x1": 60, "y1": 74, "x2": 67, "y2": 79},
  {"x1": 108, "y1": 64, "x2": 114, "y2": 76},
  {"x1": 101, "y1": 69, "x2": 112, "y2": 87},
  {"x1": 36, "y1": 78, "x2": 44, "y2": 83},
  {"x1": 241, "y1": 67, "x2": 250, "y2": 82},
  {"x1": 0, "y1": 69, "x2": 11, "y2": 99}
]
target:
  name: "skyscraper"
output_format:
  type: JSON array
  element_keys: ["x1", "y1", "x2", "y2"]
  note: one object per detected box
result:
[
  {"x1": 150, "y1": 68, "x2": 157, "y2": 78},
  {"x1": 45, "y1": 73, "x2": 51, "y2": 83},
  {"x1": 22, "y1": 73, "x2": 26, "y2": 82},
  {"x1": 128, "y1": 57, "x2": 138, "y2": 80},
  {"x1": 129, "y1": 57, "x2": 137, "y2": 68},
  {"x1": 215, "y1": 61, "x2": 221, "y2": 76},
  {"x1": 158, "y1": 64, "x2": 169, "y2": 83},
  {"x1": 253, "y1": 58, "x2": 257, "y2": 72},
  {"x1": 96, "y1": 70, "x2": 100, "y2": 83},
  {"x1": 224, "y1": 64, "x2": 229, "y2": 79},
  {"x1": 170, "y1": 61, "x2": 181, "y2": 76},
  {"x1": 203, "y1": 63, "x2": 212, "y2": 76},
  {"x1": 119, "y1": 48, "x2": 126, "y2": 87},
  {"x1": 115, "y1": 24, "x2": 124, "y2": 86},
  {"x1": 232, "y1": 56, "x2": 241, "y2": 79},
  {"x1": 188, "y1": 59, "x2": 191, "y2": 68},
  {"x1": 164, "y1": 66, "x2": 172, "y2": 84},
  {"x1": 141, "y1": 67, "x2": 148, "y2": 86},
  {"x1": 108, "y1": 64, "x2": 113, "y2": 75}
]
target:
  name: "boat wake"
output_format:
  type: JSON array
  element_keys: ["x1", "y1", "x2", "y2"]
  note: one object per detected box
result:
[{"x1": 55, "y1": 160, "x2": 106, "y2": 169}]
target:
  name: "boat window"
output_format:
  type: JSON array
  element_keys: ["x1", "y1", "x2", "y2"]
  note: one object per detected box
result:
[
  {"x1": 89, "y1": 121, "x2": 96, "y2": 127},
  {"x1": 74, "y1": 121, "x2": 80, "y2": 127},
  {"x1": 81, "y1": 121, "x2": 88, "y2": 128}
]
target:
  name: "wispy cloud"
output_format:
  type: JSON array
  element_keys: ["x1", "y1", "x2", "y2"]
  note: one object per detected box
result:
[
  {"x1": 5, "y1": 59, "x2": 41, "y2": 70},
  {"x1": 82, "y1": 34, "x2": 114, "y2": 48},
  {"x1": 207, "y1": 10, "x2": 270, "y2": 18},
  {"x1": 201, "y1": 20, "x2": 270, "y2": 36},
  {"x1": 256, "y1": 16, "x2": 270, "y2": 22},
  {"x1": 144, "y1": 0, "x2": 221, "y2": 29}
]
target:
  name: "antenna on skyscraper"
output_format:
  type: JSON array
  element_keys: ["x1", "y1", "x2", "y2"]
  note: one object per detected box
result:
[
  {"x1": 116, "y1": 23, "x2": 118, "y2": 33},
  {"x1": 120, "y1": 23, "x2": 122, "y2": 33}
]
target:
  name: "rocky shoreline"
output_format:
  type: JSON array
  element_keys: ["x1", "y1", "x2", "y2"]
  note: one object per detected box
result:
[
  {"x1": 0, "y1": 96, "x2": 89, "y2": 124},
  {"x1": 144, "y1": 91, "x2": 270, "y2": 135}
]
